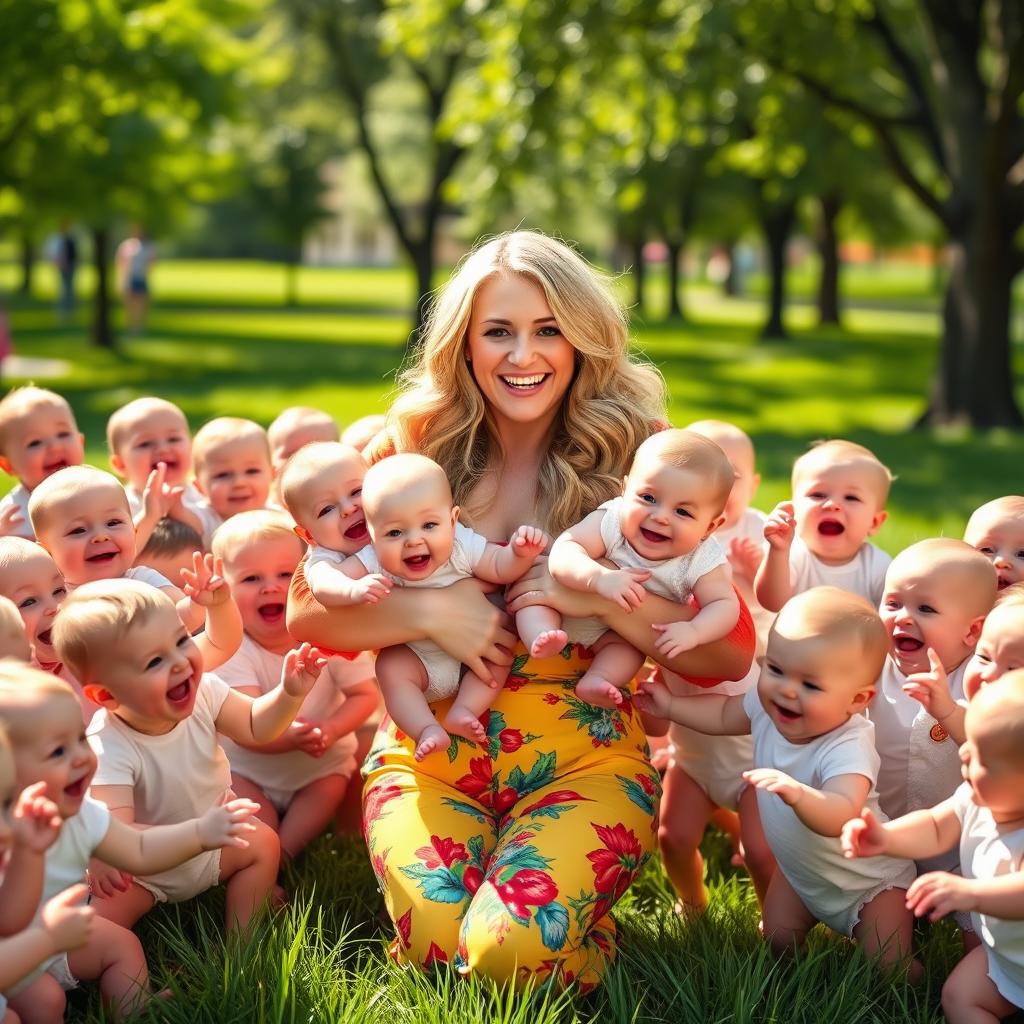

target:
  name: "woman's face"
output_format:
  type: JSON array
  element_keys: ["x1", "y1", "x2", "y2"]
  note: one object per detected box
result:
[{"x1": 465, "y1": 274, "x2": 576, "y2": 432}]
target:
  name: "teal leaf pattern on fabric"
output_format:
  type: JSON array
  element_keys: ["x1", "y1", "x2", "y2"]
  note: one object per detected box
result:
[{"x1": 535, "y1": 901, "x2": 570, "y2": 951}]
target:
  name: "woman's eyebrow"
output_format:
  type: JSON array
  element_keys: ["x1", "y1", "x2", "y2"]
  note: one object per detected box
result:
[{"x1": 482, "y1": 316, "x2": 557, "y2": 325}]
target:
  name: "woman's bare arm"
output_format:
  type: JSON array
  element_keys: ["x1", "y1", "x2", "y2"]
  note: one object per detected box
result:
[{"x1": 288, "y1": 569, "x2": 517, "y2": 683}]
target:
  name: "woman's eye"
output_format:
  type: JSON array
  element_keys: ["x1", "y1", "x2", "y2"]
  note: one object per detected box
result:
[
  {"x1": 484, "y1": 327, "x2": 509, "y2": 337},
  {"x1": 538, "y1": 325, "x2": 561, "y2": 337}
]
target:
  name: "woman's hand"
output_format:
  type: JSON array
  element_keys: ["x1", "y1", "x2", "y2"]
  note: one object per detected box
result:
[
  {"x1": 505, "y1": 557, "x2": 601, "y2": 620},
  {"x1": 427, "y1": 578, "x2": 518, "y2": 684}
]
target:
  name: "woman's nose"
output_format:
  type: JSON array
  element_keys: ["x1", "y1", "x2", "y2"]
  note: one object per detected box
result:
[{"x1": 507, "y1": 333, "x2": 536, "y2": 366}]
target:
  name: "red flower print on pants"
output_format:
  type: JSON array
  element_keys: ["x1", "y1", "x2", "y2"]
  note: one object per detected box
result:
[
  {"x1": 495, "y1": 868, "x2": 559, "y2": 922},
  {"x1": 415, "y1": 836, "x2": 469, "y2": 870},
  {"x1": 586, "y1": 822, "x2": 643, "y2": 923}
]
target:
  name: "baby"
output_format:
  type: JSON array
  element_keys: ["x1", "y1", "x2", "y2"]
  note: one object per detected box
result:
[
  {"x1": 962, "y1": 585, "x2": 1024, "y2": 701},
  {"x1": 637, "y1": 587, "x2": 916, "y2": 970},
  {"x1": 843, "y1": 673, "x2": 1024, "y2": 1022},
  {"x1": 268, "y1": 406, "x2": 339, "y2": 475},
  {"x1": 192, "y1": 417, "x2": 274, "y2": 532},
  {"x1": 0, "y1": 387, "x2": 85, "y2": 541},
  {"x1": 0, "y1": 667, "x2": 257, "y2": 1021},
  {"x1": 0, "y1": 594, "x2": 31, "y2": 664},
  {"x1": 0, "y1": 723, "x2": 95, "y2": 1020},
  {"x1": 134, "y1": 516, "x2": 205, "y2": 587},
  {"x1": 340, "y1": 414, "x2": 386, "y2": 453},
  {"x1": 964, "y1": 496, "x2": 1024, "y2": 592},
  {"x1": 755, "y1": 440, "x2": 892, "y2": 613},
  {"x1": 535, "y1": 429, "x2": 738, "y2": 708},
  {"x1": 210, "y1": 510, "x2": 379, "y2": 860},
  {"x1": 870, "y1": 539, "x2": 996, "y2": 876},
  {"x1": 53, "y1": 581, "x2": 321, "y2": 934},
  {"x1": 307, "y1": 452, "x2": 545, "y2": 759}
]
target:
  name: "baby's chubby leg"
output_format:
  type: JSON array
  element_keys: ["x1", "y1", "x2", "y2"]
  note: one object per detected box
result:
[
  {"x1": 375, "y1": 644, "x2": 449, "y2": 761},
  {"x1": 515, "y1": 605, "x2": 568, "y2": 660},
  {"x1": 219, "y1": 816, "x2": 280, "y2": 934},
  {"x1": 88, "y1": 880, "x2": 156, "y2": 930},
  {"x1": 853, "y1": 886, "x2": 919, "y2": 978},
  {"x1": 8, "y1": 973, "x2": 66, "y2": 1024},
  {"x1": 941, "y1": 943, "x2": 1017, "y2": 1024},
  {"x1": 761, "y1": 869, "x2": 817, "y2": 957},
  {"x1": 278, "y1": 774, "x2": 348, "y2": 860},
  {"x1": 737, "y1": 785, "x2": 776, "y2": 907},
  {"x1": 230, "y1": 773, "x2": 281, "y2": 833},
  {"x1": 67, "y1": 917, "x2": 152, "y2": 1021},
  {"x1": 657, "y1": 761, "x2": 717, "y2": 915},
  {"x1": 444, "y1": 661, "x2": 512, "y2": 745},
  {"x1": 575, "y1": 632, "x2": 645, "y2": 708}
]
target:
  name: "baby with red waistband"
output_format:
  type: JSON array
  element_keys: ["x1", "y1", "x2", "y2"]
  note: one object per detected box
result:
[
  {"x1": 0, "y1": 387, "x2": 85, "y2": 542},
  {"x1": 755, "y1": 440, "x2": 892, "y2": 613}
]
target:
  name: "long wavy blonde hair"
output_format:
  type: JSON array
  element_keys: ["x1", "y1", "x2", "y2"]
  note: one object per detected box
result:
[{"x1": 379, "y1": 231, "x2": 667, "y2": 536}]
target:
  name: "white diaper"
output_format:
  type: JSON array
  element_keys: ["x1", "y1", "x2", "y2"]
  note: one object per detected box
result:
[
  {"x1": 8, "y1": 952, "x2": 78, "y2": 998},
  {"x1": 135, "y1": 848, "x2": 222, "y2": 904},
  {"x1": 561, "y1": 615, "x2": 610, "y2": 648},
  {"x1": 669, "y1": 723, "x2": 753, "y2": 812},
  {"x1": 408, "y1": 641, "x2": 464, "y2": 703}
]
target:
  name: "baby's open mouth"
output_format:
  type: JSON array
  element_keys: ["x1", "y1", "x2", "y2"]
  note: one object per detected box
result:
[
  {"x1": 894, "y1": 635, "x2": 924, "y2": 653},
  {"x1": 640, "y1": 527, "x2": 668, "y2": 543},
  {"x1": 36, "y1": 628, "x2": 52, "y2": 646},
  {"x1": 64, "y1": 776, "x2": 87, "y2": 799},
  {"x1": 343, "y1": 519, "x2": 367, "y2": 541},
  {"x1": 86, "y1": 551, "x2": 118, "y2": 564},
  {"x1": 403, "y1": 554, "x2": 430, "y2": 570},
  {"x1": 818, "y1": 520, "x2": 845, "y2": 536},
  {"x1": 774, "y1": 703, "x2": 801, "y2": 722},
  {"x1": 998, "y1": 575, "x2": 1012, "y2": 590},
  {"x1": 258, "y1": 603, "x2": 285, "y2": 623},
  {"x1": 43, "y1": 459, "x2": 68, "y2": 475},
  {"x1": 167, "y1": 679, "x2": 191, "y2": 705}
]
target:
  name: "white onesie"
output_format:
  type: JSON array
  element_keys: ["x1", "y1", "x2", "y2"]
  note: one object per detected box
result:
[
  {"x1": 952, "y1": 783, "x2": 1024, "y2": 1008},
  {"x1": 868, "y1": 655, "x2": 968, "y2": 873},
  {"x1": 789, "y1": 537, "x2": 891, "y2": 608},
  {"x1": 743, "y1": 687, "x2": 915, "y2": 936},
  {"x1": 353, "y1": 523, "x2": 489, "y2": 701},
  {"x1": 215, "y1": 634, "x2": 372, "y2": 812},
  {"x1": 8, "y1": 796, "x2": 111, "y2": 995},
  {"x1": 87, "y1": 675, "x2": 232, "y2": 903},
  {"x1": 562, "y1": 497, "x2": 728, "y2": 647}
]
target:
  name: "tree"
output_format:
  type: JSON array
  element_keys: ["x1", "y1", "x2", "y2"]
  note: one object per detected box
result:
[{"x1": 732, "y1": 0, "x2": 1024, "y2": 426}]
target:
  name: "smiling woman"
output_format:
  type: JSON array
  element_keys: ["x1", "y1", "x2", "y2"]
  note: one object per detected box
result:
[{"x1": 288, "y1": 230, "x2": 756, "y2": 990}]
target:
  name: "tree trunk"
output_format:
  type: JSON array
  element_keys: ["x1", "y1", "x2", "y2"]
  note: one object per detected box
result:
[
  {"x1": 90, "y1": 227, "x2": 115, "y2": 350},
  {"x1": 916, "y1": 222, "x2": 1022, "y2": 428},
  {"x1": 816, "y1": 193, "x2": 842, "y2": 326},
  {"x1": 409, "y1": 241, "x2": 434, "y2": 348},
  {"x1": 723, "y1": 243, "x2": 739, "y2": 297},
  {"x1": 759, "y1": 201, "x2": 795, "y2": 340},
  {"x1": 665, "y1": 239, "x2": 684, "y2": 321},
  {"x1": 284, "y1": 259, "x2": 299, "y2": 308},
  {"x1": 632, "y1": 235, "x2": 646, "y2": 316},
  {"x1": 18, "y1": 235, "x2": 34, "y2": 296}
]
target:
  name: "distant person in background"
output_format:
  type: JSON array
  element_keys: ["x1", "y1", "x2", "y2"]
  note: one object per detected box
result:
[
  {"x1": 53, "y1": 222, "x2": 78, "y2": 321},
  {"x1": 116, "y1": 226, "x2": 155, "y2": 334}
]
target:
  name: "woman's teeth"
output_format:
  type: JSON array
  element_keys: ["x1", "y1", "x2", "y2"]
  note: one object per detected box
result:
[{"x1": 501, "y1": 374, "x2": 546, "y2": 389}]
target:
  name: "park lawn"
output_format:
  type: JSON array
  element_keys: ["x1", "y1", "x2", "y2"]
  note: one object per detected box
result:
[{"x1": 1, "y1": 263, "x2": 1021, "y2": 1023}]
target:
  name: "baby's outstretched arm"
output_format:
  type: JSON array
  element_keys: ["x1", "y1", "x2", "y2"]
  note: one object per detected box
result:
[
  {"x1": 653, "y1": 564, "x2": 739, "y2": 658},
  {"x1": 744, "y1": 769, "x2": 870, "y2": 837},
  {"x1": 307, "y1": 553, "x2": 392, "y2": 607},
  {"x1": 634, "y1": 676, "x2": 750, "y2": 735},
  {"x1": 474, "y1": 525, "x2": 549, "y2": 584},
  {"x1": 841, "y1": 801, "x2": 961, "y2": 862},
  {"x1": 549, "y1": 510, "x2": 651, "y2": 611},
  {"x1": 755, "y1": 501, "x2": 796, "y2": 612}
]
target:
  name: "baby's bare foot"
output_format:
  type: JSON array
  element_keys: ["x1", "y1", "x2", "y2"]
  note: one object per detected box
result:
[
  {"x1": 575, "y1": 675, "x2": 624, "y2": 708},
  {"x1": 414, "y1": 724, "x2": 451, "y2": 761},
  {"x1": 530, "y1": 629, "x2": 568, "y2": 659},
  {"x1": 444, "y1": 707, "x2": 488, "y2": 745}
]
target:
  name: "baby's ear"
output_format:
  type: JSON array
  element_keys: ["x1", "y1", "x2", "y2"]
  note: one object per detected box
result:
[
  {"x1": 82, "y1": 683, "x2": 118, "y2": 710},
  {"x1": 293, "y1": 524, "x2": 313, "y2": 546},
  {"x1": 451, "y1": 505, "x2": 461, "y2": 526},
  {"x1": 703, "y1": 514, "x2": 726, "y2": 539},
  {"x1": 965, "y1": 613, "x2": 987, "y2": 648},
  {"x1": 192, "y1": 476, "x2": 206, "y2": 497},
  {"x1": 0, "y1": 454, "x2": 11, "y2": 476},
  {"x1": 867, "y1": 509, "x2": 888, "y2": 535},
  {"x1": 848, "y1": 685, "x2": 875, "y2": 713},
  {"x1": 110, "y1": 452, "x2": 126, "y2": 476}
]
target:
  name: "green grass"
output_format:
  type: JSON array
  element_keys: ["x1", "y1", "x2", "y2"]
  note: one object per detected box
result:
[{"x1": 2, "y1": 259, "x2": 1023, "y2": 1022}]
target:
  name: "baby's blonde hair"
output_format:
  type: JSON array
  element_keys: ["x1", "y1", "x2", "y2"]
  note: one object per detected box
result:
[
  {"x1": 685, "y1": 419, "x2": 755, "y2": 465},
  {"x1": 792, "y1": 440, "x2": 893, "y2": 507},
  {"x1": 631, "y1": 429, "x2": 735, "y2": 515},
  {"x1": 0, "y1": 661, "x2": 79, "y2": 743},
  {"x1": 106, "y1": 397, "x2": 189, "y2": 457},
  {"x1": 360, "y1": 454, "x2": 452, "y2": 522},
  {"x1": 966, "y1": 669, "x2": 1024, "y2": 756},
  {"x1": 0, "y1": 595, "x2": 28, "y2": 660},
  {"x1": 27, "y1": 466, "x2": 129, "y2": 538},
  {"x1": 52, "y1": 579, "x2": 171, "y2": 684},
  {"x1": 380, "y1": 231, "x2": 667, "y2": 537},
  {"x1": 995, "y1": 582, "x2": 1024, "y2": 611},
  {"x1": 965, "y1": 496, "x2": 1024, "y2": 535},
  {"x1": 268, "y1": 407, "x2": 339, "y2": 451},
  {"x1": 211, "y1": 508, "x2": 302, "y2": 567},
  {"x1": 341, "y1": 414, "x2": 386, "y2": 453},
  {"x1": 193, "y1": 417, "x2": 270, "y2": 475},
  {"x1": 0, "y1": 536, "x2": 54, "y2": 572},
  {"x1": 889, "y1": 538, "x2": 997, "y2": 618},
  {"x1": 0, "y1": 386, "x2": 78, "y2": 458},
  {"x1": 278, "y1": 442, "x2": 365, "y2": 523},
  {"x1": 771, "y1": 586, "x2": 889, "y2": 684}
]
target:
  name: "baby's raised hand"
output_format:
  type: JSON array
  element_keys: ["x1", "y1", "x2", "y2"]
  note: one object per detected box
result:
[
  {"x1": 510, "y1": 525, "x2": 548, "y2": 560},
  {"x1": 142, "y1": 462, "x2": 184, "y2": 521},
  {"x1": 281, "y1": 642, "x2": 327, "y2": 699},
  {"x1": 197, "y1": 798, "x2": 261, "y2": 850},
  {"x1": 87, "y1": 858, "x2": 133, "y2": 899},
  {"x1": 11, "y1": 780, "x2": 62, "y2": 854},
  {"x1": 40, "y1": 883, "x2": 94, "y2": 954},
  {"x1": 596, "y1": 567, "x2": 651, "y2": 612},
  {"x1": 763, "y1": 501, "x2": 796, "y2": 551},
  {"x1": 652, "y1": 620, "x2": 699, "y2": 659},
  {"x1": 634, "y1": 676, "x2": 674, "y2": 719},
  {"x1": 902, "y1": 648, "x2": 956, "y2": 720},
  {"x1": 181, "y1": 552, "x2": 230, "y2": 607},
  {"x1": 906, "y1": 870, "x2": 974, "y2": 922},
  {"x1": 840, "y1": 806, "x2": 888, "y2": 859},
  {"x1": 354, "y1": 573, "x2": 392, "y2": 604},
  {"x1": 729, "y1": 536, "x2": 764, "y2": 583},
  {"x1": 0, "y1": 502, "x2": 26, "y2": 538},
  {"x1": 743, "y1": 768, "x2": 804, "y2": 806}
]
